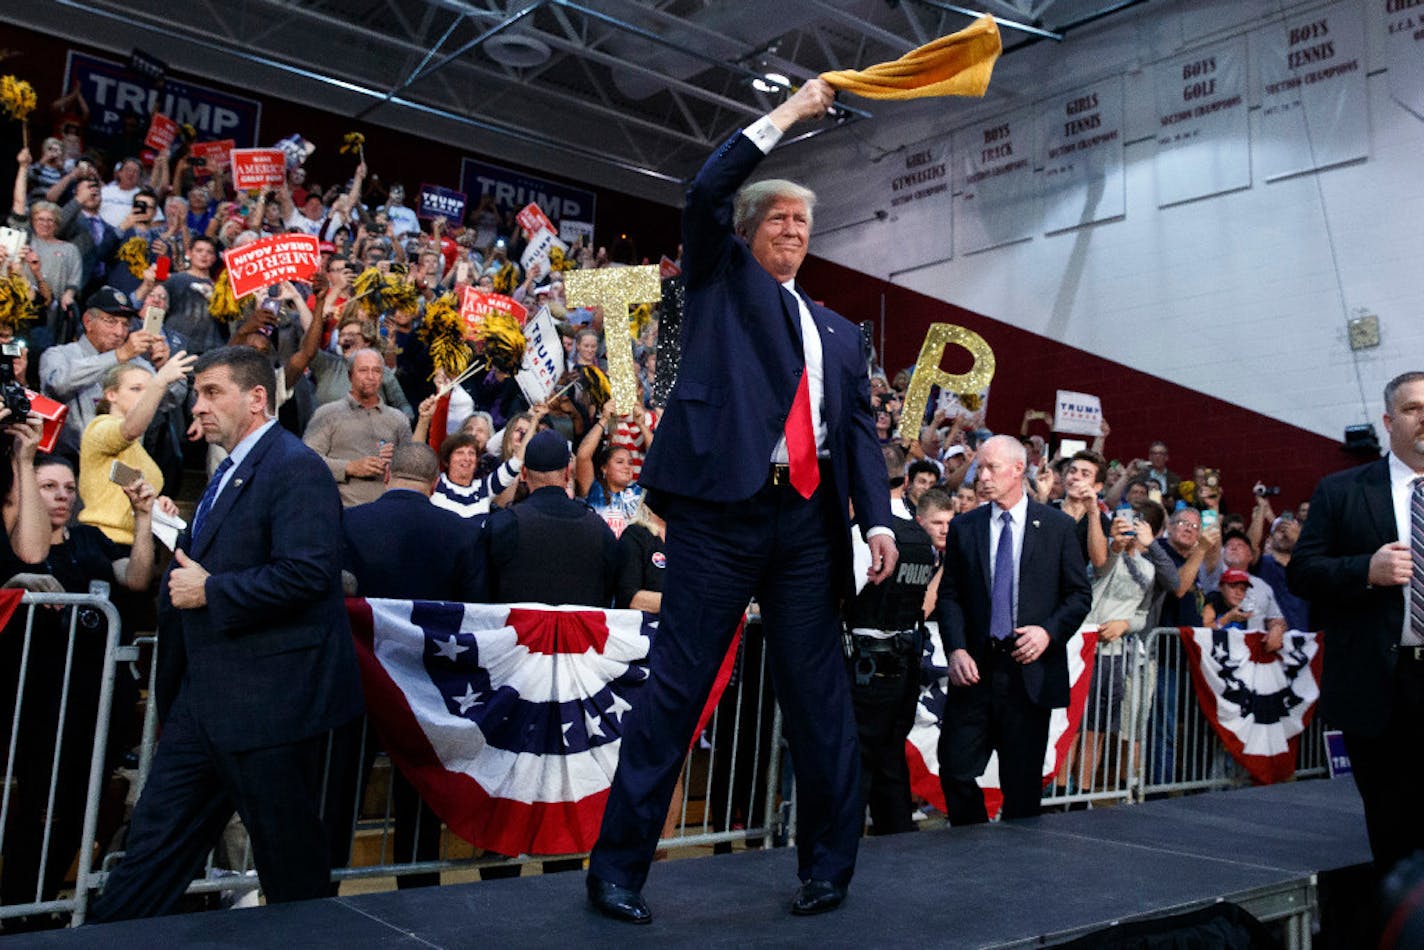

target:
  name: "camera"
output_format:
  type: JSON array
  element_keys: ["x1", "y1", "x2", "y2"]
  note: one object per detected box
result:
[
  {"x1": 1253, "y1": 484, "x2": 1281, "y2": 497},
  {"x1": 0, "y1": 342, "x2": 30, "y2": 420}
]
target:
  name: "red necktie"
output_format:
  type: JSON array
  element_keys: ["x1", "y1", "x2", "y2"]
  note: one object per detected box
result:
[{"x1": 785, "y1": 370, "x2": 819, "y2": 499}]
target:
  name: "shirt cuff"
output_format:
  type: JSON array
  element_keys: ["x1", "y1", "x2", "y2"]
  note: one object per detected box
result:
[
  {"x1": 866, "y1": 526, "x2": 894, "y2": 541},
  {"x1": 742, "y1": 117, "x2": 784, "y2": 155}
]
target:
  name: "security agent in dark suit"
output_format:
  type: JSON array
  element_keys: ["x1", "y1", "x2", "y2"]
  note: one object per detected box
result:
[
  {"x1": 936, "y1": 435, "x2": 1091, "y2": 824},
  {"x1": 587, "y1": 79, "x2": 898, "y2": 924},
  {"x1": 89, "y1": 346, "x2": 363, "y2": 920},
  {"x1": 485, "y1": 429, "x2": 617, "y2": 608},
  {"x1": 1289, "y1": 371, "x2": 1424, "y2": 874},
  {"x1": 329, "y1": 441, "x2": 486, "y2": 889}
]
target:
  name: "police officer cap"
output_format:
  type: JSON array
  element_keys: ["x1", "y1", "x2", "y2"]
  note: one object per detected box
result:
[{"x1": 523, "y1": 429, "x2": 571, "y2": 472}]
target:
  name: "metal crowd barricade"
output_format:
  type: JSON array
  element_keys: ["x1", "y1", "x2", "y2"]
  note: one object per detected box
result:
[
  {"x1": 1135, "y1": 627, "x2": 1326, "y2": 801},
  {"x1": 113, "y1": 616, "x2": 788, "y2": 900},
  {"x1": 1039, "y1": 631, "x2": 1146, "y2": 809},
  {"x1": 0, "y1": 586, "x2": 124, "y2": 928}
]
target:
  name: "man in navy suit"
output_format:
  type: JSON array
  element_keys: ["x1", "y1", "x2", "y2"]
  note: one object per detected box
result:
[
  {"x1": 90, "y1": 346, "x2": 363, "y2": 920},
  {"x1": 587, "y1": 79, "x2": 897, "y2": 923},
  {"x1": 1289, "y1": 371, "x2": 1424, "y2": 874},
  {"x1": 936, "y1": 435, "x2": 1091, "y2": 824},
  {"x1": 341, "y1": 441, "x2": 487, "y2": 602}
]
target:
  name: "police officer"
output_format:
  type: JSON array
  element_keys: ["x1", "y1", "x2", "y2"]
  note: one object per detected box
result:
[{"x1": 845, "y1": 445, "x2": 937, "y2": 836}]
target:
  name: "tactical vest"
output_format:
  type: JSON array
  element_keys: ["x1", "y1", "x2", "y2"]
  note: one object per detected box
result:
[
  {"x1": 495, "y1": 503, "x2": 610, "y2": 607},
  {"x1": 844, "y1": 516, "x2": 937, "y2": 632}
]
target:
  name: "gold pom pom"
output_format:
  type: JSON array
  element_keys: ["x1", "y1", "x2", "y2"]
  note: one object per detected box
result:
[
  {"x1": 579, "y1": 364, "x2": 612, "y2": 410},
  {"x1": 491, "y1": 262, "x2": 519, "y2": 294},
  {"x1": 352, "y1": 266, "x2": 419, "y2": 320},
  {"x1": 209, "y1": 270, "x2": 241, "y2": 323},
  {"x1": 0, "y1": 75, "x2": 37, "y2": 122},
  {"x1": 419, "y1": 293, "x2": 472, "y2": 379},
  {"x1": 116, "y1": 237, "x2": 151, "y2": 279},
  {"x1": 340, "y1": 132, "x2": 365, "y2": 156},
  {"x1": 478, "y1": 311, "x2": 525, "y2": 375},
  {"x1": 0, "y1": 272, "x2": 37, "y2": 332}
]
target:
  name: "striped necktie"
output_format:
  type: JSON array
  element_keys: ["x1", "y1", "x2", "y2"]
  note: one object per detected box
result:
[{"x1": 1412, "y1": 475, "x2": 1424, "y2": 640}]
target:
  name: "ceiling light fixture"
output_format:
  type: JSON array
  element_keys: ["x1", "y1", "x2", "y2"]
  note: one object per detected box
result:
[{"x1": 752, "y1": 71, "x2": 790, "y2": 94}]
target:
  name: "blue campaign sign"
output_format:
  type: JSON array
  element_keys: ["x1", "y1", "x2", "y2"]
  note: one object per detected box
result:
[
  {"x1": 64, "y1": 50, "x2": 262, "y2": 147},
  {"x1": 1323, "y1": 729, "x2": 1351, "y2": 778},
  {"x1": 417, "y1": 183, "x2": 467, "y2": 224},
  {"x1": 460, "y1": 158, "x2": 596, "y2": 227}
]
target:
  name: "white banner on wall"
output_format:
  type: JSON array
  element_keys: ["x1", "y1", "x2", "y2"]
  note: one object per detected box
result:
[
  {"x1": 1254, "y1": 3, "x2": 1368, "y2": 181},
  {"x1": 954, "y1": 108, "x2": 1037, "y2": 255},
  {"x1": 1038, "y1": 77, "x2": 1125, "y2": 234},
  {"x1": 1153, "y1": 39, "x2": 1252, "y2": 207},
  {"x1": 1383, "y1": 0, "x2": 1424, "y2": 121}
]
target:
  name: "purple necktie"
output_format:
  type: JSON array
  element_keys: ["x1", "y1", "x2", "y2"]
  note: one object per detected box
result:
[
  {"x1": 990, "y1": 509, "x2": 1015, "y2": 641},
  {"x1": 1411, "y1": 476, "x2": 1424, "y2": 640}
]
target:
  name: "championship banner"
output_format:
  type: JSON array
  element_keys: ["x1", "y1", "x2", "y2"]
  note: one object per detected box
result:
[
  {"x1": 953, "y1": 108, "x2": 1037, "y2": 255},
  {"x1": 143, "y1": 113, "x2": 178, "y2": 153},
  {"x1": 222, "y1": 234, "x2": 320, "y2": 298},
  {"x1": 1177, "y1": 627, "x2": 1323, "y2": 785},
  {"x1": 1384, "y1": 0, "x2": 1424, "y2": 121},
  {"x1": 1039, "y1": 77, "x2": 1125, "y2": 234},
  {"x1": 460, "y1": 158, "x2": 596, "y2": 223},
  {"x1": 417, "y1": 184, "x2": 467, "y2": 225},
  {"x1": 907, "y1": 623, "x2": 1099, "y2": 818},
  {"x1": 516, "y1": 306, "x2": 565, "y2": 405},
  {"x1": 1153, "y1": 39, "x2": 1251, "y2": 207},
  {"x1": 520, "y1": 227, "x2": 568, "y2": 279},
  {"x1": 230, "y1": 148, "x2": 287, "y2": 191},
  {"x1": 1254, "y1": 3, "x2": 1368, "y2": 181},
  {"x1": 459, "y1": 288, "x2": 527, "y2": 339},
  {"x1": 814, "y1": 135, "x2": 955, "y2": 274},
  {"x1": 63, "y1": 50, "x2": 261, "y2": 147},
  {"x1": 346, "y1": 598, "x2": 740, "y2": 856},
  {"x1": 188, "y1": 139, "x2": 234, "y2": 179},
  {"x1": 1052, "y1": 390, "x2": 1102, "y2": 436}
]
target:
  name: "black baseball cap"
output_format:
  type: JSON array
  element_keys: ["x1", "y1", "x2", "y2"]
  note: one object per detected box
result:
[
  {"x1": 523, "y1": 430, "x2": 571, "y2": 473},
  {"x1": 85, "y1": 286, "x2": 138, "y2": 316}
]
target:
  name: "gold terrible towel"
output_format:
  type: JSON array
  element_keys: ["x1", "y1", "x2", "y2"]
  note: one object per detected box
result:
[{"x1": 819, "y1": 14, "x2": 1002, "y2": 100}]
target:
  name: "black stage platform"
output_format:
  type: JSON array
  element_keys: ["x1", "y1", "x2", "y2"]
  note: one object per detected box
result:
[{"x1": 33, "y1": 779, "x2": 1370, "y2": 948}]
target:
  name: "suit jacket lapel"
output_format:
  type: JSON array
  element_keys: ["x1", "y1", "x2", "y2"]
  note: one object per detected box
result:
[
  {"x1": 192, "y1": 427, "x2": 278, "y2": 561},
  {"x1": 976, "y1": 506, "x2": 993, "y2": 595},
  {"x1": 1363, "y1": 458, "x2": 1398, "y2": 544},
  {"x1": 806, "y1": 299, "x2": 842, "y2": 431}
]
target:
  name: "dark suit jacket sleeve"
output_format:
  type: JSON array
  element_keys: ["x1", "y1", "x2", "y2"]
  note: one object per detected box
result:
[
  {"x1": 203, "y1": 446, "x2": 344, "y2": 636},
  {"x1": 846, "y1": 357, "x2": 893, "y2": 533},
  {"x1": 1044, "y1": 515, "x2": 1092, "y2": 644},
  {"x1": 935, "y1": 520, "x2": 972, "y2": 654},
  {"x1": 1287, "y1": 474, "x2": 1374, "y2": 604},
  {"x1": 681, "y1": 133, "x2": 764, "y2": 290},
  {"x1": 459, "y1": 529, "x2": 491, "y2": 602}
]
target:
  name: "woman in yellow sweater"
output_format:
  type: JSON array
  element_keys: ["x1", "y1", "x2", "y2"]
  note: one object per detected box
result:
[{"x1": 78, "y1": 354, "x2": 196, "y2": 545}]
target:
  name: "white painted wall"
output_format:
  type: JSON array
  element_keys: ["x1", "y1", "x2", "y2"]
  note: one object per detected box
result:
[{"x1": 762, "y1": 0, "x2": 1423, "y2": 442}]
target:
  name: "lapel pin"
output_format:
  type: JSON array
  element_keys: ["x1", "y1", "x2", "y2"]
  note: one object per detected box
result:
[
  {"x1": 233, "y1": 478, "x2": 244, "y2": 488},
  {"x1": 1032, "y1": 519, "x2": 1040, "y2": 528}
]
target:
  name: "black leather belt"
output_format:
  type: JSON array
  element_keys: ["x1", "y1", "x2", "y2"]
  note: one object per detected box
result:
[
  {"x1": 987, "y1": 636, "x2": 1018, "y2": 654},
  {"x1": 768, "y1": 459, "x2": 830, "y2": 488},
  {"x1": 1395, "y1": 645, "x2": 1424, "y2": 663}
]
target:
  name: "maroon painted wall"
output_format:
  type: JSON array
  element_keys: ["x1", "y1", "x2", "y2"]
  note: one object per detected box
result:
[{"x1": 798, "y1": 254, "x2": 1361, "y2": 516}]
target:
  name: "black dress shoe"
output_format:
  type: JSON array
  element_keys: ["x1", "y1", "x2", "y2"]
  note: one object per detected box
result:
[
  {"x1": 586, "y1": 874, "x2": 652, "y2": 924},
  {"x1": 790, "y1": 879, "x2": 847, "y2": 916}
]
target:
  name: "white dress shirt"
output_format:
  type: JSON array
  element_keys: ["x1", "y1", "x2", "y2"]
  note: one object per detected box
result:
[{"x1": 988, "y1": 493, "x2": 1029, "y2": 625}]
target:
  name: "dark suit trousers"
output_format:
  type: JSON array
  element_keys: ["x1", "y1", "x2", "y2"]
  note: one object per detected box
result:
[
  {"x1": 590, "y1": 479, "x2": 862, "y2": 891},
  {"x1": 1345, "y1": 659, "x2": 1424, "y2": 874},
  {"x1": 939, "y1": 649, "x2": 1050, "y2": 824},
  {"x1": 88, "y1": 687, "x2": 331, "y2": 921}
]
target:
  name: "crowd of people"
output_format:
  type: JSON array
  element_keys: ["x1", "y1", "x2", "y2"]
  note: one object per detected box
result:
[{"x1": 0, "y1": 90, "x2": 1319, "y2": 927}]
